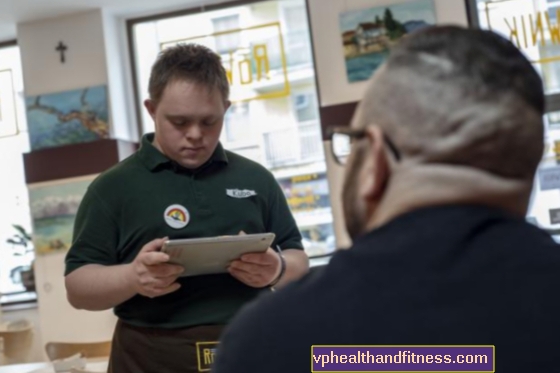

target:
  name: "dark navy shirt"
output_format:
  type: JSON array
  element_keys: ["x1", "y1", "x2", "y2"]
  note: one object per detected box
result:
[{"x1": 214, "y1": 205, "x2": 560, "y2": 373}]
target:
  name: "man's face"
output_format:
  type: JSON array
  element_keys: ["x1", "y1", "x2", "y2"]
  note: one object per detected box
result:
[
  {"x1": 341, "y1": 72, "x2": 389, "y2": 239},
  {"x1": 145, "y1": 80, "x2": 230, "y2": 169},
  {"x1": 341, "y1": 126, "x2": 369, "y2": 240}
]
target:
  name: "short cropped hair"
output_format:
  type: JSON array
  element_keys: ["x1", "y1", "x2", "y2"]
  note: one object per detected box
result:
[
  {"x1": 365, "y1": 26, "x2": 545, "y2": 179},
  {"x1": 148, "y1": 43, "x2": 230, "y2": 104}
]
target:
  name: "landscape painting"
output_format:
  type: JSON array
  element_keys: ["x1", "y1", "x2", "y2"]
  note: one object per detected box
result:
[
  {"x1": 25, "y1": 85, "x2": 109, "y2": 151},
  {"x1": 339, "y1": 0, "x2": 436, "y2": 83},
  {"x1": 28, "y1": 175, "x2": 96, "y2": 255}
]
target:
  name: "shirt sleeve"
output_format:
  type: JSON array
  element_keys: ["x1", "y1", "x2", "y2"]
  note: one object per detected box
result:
[
  {"x1": 64, "y1": 186, "x2": 119, "y2": 276},
  {"x1": 265, "y1": 176, "x2": 304, "y2": 251}
]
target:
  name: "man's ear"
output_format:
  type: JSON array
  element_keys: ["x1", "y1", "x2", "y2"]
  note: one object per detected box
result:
[
  {"x1": 144, "y1": 99, "x2": 156, "y2": 120},
  {"x1": 225, "y1": 100, "x2": 232, "y2": 112},
  {"x1": 358, "y1": 125, "x2": 389, "y2": 202}
]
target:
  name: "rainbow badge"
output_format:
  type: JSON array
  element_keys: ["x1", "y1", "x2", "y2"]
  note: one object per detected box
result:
[{"x1": 164, "y1": 204, "x2": 190, "y2": 229}]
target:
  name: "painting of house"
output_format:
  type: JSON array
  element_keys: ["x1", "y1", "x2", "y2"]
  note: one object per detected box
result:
[
  {"x1": 342, "y1": 30, "x2": 358, "y2": 55},
  {"x1": 339, "y1": 0, "x2": 436, "y2": 83},
  {"x1": 356, "y1": 22, "x2": 387, "y2": 52}
]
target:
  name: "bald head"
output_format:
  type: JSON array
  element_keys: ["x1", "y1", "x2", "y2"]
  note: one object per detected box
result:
[{"x1": 355, "y1": 26, "x2": 545, "y2": 180}]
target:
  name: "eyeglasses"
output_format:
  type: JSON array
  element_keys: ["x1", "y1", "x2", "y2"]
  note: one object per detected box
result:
[{"x1": 327, "y1": 126, "x2": 401, "y2": 166}]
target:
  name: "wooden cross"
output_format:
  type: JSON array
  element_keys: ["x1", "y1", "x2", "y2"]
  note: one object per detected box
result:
[{"x1": 55, "y1": 41, "x2": 68, "y2": 63}]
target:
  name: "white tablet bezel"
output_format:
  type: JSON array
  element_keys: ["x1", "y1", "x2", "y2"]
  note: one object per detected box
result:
[{"x1": 161, "y1": 233, "x2": 276, "y2": 277}]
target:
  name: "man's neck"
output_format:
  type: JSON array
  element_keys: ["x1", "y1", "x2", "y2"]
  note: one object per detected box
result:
[{"x1": 365, "y1": 164, "x2": 533, "y2": 231}]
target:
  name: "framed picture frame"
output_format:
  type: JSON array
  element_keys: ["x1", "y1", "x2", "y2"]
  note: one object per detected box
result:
[
  {"x1": 25, "y1": 85, "x2": 110, "y2": 151},
  {"x1": 28, "y1": 174, "x2": 98, "y2": 256},
  {"x1": 307, "y1": 0, "x2": 469, "y2": 107},
  {"x1": 0, "y1": 69, "x2": 19, "y2": 138},
  {"x1": 339, "y1": 0, "x2": 437, "y2": 84}
]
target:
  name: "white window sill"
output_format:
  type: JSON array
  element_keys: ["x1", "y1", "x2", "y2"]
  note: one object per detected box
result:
[{"x1": 1, "y1": 291, "x2": 37, "y2": 310}]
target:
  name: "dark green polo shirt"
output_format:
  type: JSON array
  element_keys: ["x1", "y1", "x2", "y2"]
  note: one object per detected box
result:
[{"x1": 65, "y1": 133, "x2": 303, "y2": 329}]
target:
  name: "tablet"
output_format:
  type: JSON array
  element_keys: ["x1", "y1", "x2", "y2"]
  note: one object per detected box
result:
[{"x1": 161, "y1": 233, "x2": 275, "y2": 277}]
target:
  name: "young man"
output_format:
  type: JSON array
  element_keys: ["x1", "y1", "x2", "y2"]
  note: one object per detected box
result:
[
  {"x1": 212, "y1": 26, "x2": 560, "y2": 372},
  {"x1": 64, "y1": 44, "x2": 308, "y2": 373}
]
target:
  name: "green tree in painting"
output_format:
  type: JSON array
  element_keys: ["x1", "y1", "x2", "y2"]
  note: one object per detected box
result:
[
  {"x1": 384, "y1": 9, "x2": 396, "y2": 30},
  {"x1": 384, "y1": 8, "x2": 406, "y2": 40},
  {"x1": 375, "y1": 15, "x2": 382, "y2": 26}
]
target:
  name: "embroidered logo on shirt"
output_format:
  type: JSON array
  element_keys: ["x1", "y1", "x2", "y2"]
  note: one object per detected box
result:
[
  {"x1": 163, "y1": 204, "x2": 190, "y2": 229},
  {"x1": 226, "y1": 189, "x2": 257, "y2": 198}
]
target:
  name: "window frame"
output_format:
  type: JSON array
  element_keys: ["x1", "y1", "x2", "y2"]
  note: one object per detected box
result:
[
  {"x1": 125, "y1": 0, "x2": 337, "y2": 263},
  {"x1": 211, "y1": 14, "x2": 242, "y2": 54},
  {"x1": 0, "y1": 39, "x2": 37, "y2": 307},
  {"x1": 465, "y1": 0, "x2": 560, "y2": 237},
  {"x1": 464, "y1": 0, "x2": 560, "y2": 113}
]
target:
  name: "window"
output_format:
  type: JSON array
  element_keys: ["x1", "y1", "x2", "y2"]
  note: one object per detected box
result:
[
  {"x1": 470, "y1": 0, "x2": 560, "y2": 94},
  {"x1": 0, "y1": 44, "x2": 35, "y2": 303},
  {"x1": 293, "y1": 91, "x2": 318, "y2": 123},
  {"x1": 292, "y1": 91, "x2": 322, "y2": 163},
  {"x1": 281, "y1": 2, "x2": 313, "y2": 67},
  {"x1": 468, "y1": 0, "x2": 560, "y2": 235},
  {"x1": 130, "y1": 0, "x2": 336, "y2": 257},
  {"x1": 212, "y1": 15, "x2": 241, "y2": 54},
  {"x1": 223, "y1": 101, "x2": 250, "y2": 143}
]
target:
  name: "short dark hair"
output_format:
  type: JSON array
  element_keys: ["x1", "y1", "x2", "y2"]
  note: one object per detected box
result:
[
  {"x1": 391, "y1": 25, "x2": 544, "y2": 116},
  {"x1": 148, "y1": 43, "x2": 230, "y2": 104},
  {"x1": 364, "y1": 26, "x2": 545, "y2": 179}
]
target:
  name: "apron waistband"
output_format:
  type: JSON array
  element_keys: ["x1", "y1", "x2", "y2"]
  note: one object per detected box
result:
[{"x1": 108, "y1": 319, "x2": 226, "y2": 373}]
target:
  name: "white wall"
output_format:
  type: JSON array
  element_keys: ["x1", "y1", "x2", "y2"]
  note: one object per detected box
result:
[
  {"x1": 18, "y1": 8, "x2": 140, "y2": 142},
  {"x1": 308, "y1": 0, "x2": 469, "y2": 107},
  {"x1": 17, "y1": 10, "x2": 108, "y2": 97},
  {"x1": 33, "y1": 251, "x2": 117, "y2": 345},
  {"x1": 101, "y1": 9, "x2": 138, "y2": 142}
]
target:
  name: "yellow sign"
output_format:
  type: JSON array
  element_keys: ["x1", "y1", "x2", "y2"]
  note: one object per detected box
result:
[
  {"x1": 160, "y1": 22, "x2": 290, "y2": 102},
  {"x1": 554, "y1": 140, "x2": 560, "y2": 161},
  {"x1": 484, "y1": 0, "x2": 560, "y2": 64},
  {"x1": 278, "y1": 173, "x2": 330, "y2": 213}
]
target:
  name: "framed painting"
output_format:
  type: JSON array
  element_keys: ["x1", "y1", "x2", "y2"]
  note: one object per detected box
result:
[
  {"x1": 339, "y1": 0, "x2": 436, "y2": 83},
  {"x1": 28, "y1": 174, "x2": 97, "y2": 255},
  {"x1": 25, "y1": 85, "x2": 109, "y2": 151}
]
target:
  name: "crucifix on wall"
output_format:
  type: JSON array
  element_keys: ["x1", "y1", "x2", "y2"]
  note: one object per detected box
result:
[{"x1": 56, "y1": 41, "x2": 68, "y2": 63}]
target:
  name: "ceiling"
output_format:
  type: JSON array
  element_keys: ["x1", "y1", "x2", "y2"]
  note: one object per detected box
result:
[{"x1": 0, "y1": 0, "x2": 219, "y2": 42}]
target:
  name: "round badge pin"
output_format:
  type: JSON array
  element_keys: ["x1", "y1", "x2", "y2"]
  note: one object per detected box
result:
[{"x1": 164, "y1": 204, "x2": 190, "y2": 229}]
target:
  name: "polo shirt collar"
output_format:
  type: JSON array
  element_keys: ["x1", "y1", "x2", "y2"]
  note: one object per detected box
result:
[{"x1": 137, "y1": 133, "x2": 228, "y2": 172}]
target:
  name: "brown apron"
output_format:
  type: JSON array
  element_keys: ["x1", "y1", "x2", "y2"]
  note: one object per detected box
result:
[{"x1": 108, "y1": 319, "x2": 225, "y2": 373}]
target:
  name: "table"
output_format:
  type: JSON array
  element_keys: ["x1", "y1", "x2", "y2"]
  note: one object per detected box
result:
[{"x1": 0, "y1": 359, "x2": 107, "y2": 373}]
